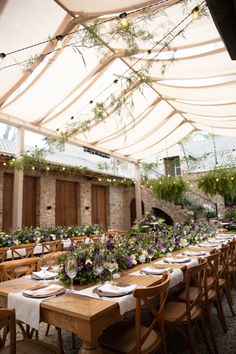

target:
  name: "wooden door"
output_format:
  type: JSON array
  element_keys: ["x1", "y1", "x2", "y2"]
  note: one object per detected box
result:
[
  {"x1": 22, "y1": 176, "x2": 37, "y2": 228},
  {"x1": 56, "y1": 180, "x2": 78, "y2": 226},
  {"x1": 91, "y1": 185, "x2": 107, "y2": 229},
  {"x1": 2, "y1": 173, "x2": 14, "y2": 231}
]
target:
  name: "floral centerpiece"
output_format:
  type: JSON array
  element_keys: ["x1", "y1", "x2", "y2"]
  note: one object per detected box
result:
[
  {"x1": 0, "y1": 224, "x2": 104, "y2": 247},
  {"x1": 58, "y1": 216, "x2": 215, "y2": 286}
]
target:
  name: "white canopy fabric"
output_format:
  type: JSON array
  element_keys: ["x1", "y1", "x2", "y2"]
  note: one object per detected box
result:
[{"x1": 0, "y1": 0, "x2": 236, "y2": 162}]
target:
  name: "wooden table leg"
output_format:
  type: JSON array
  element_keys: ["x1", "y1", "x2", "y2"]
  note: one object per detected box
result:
[{"x1": 79, "y1": 341, "x2": 102, "y2": 354}]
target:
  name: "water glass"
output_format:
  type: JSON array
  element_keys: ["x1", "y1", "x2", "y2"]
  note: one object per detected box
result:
[{"x1": 40, "y1": 256, "x2": 49, "y2": 284}]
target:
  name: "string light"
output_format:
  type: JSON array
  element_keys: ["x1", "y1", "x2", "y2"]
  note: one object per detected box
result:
[
  {"x1": 3, "y1": 162, "x2": 6, "y2": 166},
  {"x1": 32, "y1": 166, "x2": 35, "y2": 170},
  {"x1": 0, "y1": 1, "x2": 205, "y2": 149},
  {"x1": 192, "y1": 6, "x2": 200, "y2": 19},
  {"x1": 55, "y1": 35, "x2": 64, "y2": 49},
  {"x1": 0, "y1": 53, "x2": 6, "y2": 61},
  {"x1": 119, "y1": 12, "x2": 129, "y2": 29}
]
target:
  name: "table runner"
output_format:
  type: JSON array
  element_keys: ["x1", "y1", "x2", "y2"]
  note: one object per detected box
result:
[
  {"x1": 74, "y1": 285, "x2": 136, "y2": 315},
  {"x1": 8, "y1": 291, "x2": 43, "y2": 330}
]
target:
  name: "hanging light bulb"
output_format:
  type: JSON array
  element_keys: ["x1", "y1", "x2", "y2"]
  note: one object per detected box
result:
[
  {"x1": 119, "y1": 12, "x2": 129, "y2": 29},
  {"x1": 192, "y1": 6, "x2": 200, "y2": 20},
  {"x1": 55, "y1": 35, "x2": 64, "y2": 49},
  {"x1": 0, "y1": 53, "x2": 6, "y2": 61}
]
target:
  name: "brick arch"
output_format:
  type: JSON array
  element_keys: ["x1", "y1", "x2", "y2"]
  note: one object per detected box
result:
[{"x1": 142, "y1": 188, "x2": 188, "y2": 224}]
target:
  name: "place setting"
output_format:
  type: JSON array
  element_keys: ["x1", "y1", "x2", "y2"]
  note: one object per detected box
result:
[
  {"x1": 181, "y1": 250, "x2": 207, "y2": 257},
  {"x1": 92, "y1": 282, "x2": 137, "y2": 298},
  {"x1": 22, "y1": 284, "x2": 66, "y2": 298}
]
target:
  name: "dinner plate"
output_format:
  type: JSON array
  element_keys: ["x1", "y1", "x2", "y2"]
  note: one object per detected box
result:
[
  {"x1": 22, "y1": 284, "x2": 66, "y2": 298},
  {"x1": 93, "y1": 283, "x2": 136, "y2": 298}
]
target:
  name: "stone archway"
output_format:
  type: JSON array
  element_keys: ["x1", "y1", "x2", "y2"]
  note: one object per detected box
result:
[
  {"x1": 142, "y1": 187, "x2": 188, "y2": 224},
  {"x1": 152, "y1": 207, "x2": 174, "y2": 226}
]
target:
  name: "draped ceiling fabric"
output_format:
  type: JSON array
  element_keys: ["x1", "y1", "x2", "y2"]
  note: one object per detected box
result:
[{"x1": 0, "y1": 0, "x2": 236, "y2": 163}]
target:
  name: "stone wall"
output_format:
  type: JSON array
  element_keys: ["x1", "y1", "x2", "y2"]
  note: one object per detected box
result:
[
  {"x1": 186, "y1": 172, "x2": 225, "y2": 218},
  {"x1": 109, "y1": 185, "x2": 134, "y2": 230},
  {"x1": 0, "y1": 167, "x2": 228, "y2": 231},
  {"x1": 39, "y1": 174, "x2": 56, "y2": 228}
]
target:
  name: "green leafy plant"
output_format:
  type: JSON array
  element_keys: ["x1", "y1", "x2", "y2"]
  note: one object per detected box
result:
[
  {"x1": 151, "y1": 176, "x2": 188, "y2": 203},
  {"x1": 198, "y1": 169, "x2": 236, "y2": 203},
  {"x1": 11, "y1": 148, "x2": 48, "y2": 172}
]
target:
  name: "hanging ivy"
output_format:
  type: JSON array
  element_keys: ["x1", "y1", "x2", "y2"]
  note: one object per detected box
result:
[
  {"x1": 11, "y1": 148, "x2": 48, "y2": 171},
  {"x1": 151, "y1": 176, "x2": 188, "y2": 203},
  {"x1": 198, "y1": 169, "x2": 236, "y2": 202}
]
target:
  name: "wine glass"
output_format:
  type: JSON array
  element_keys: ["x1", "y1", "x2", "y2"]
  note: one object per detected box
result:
[
  {"x1": 93, "y1": 253, "x2": 105, "y2": 283},
  {"x1": 105, "y1": 255, "x2": 118, "y2": 283},
  {"x1": 147, "y1": 248, "x2": 154, "y2": 262},
  {"x1": 40, "y1": 256, "x2": 49, "y2": 284},
  {"x1": 65, "y1": 257, "x2": 78, "y2": 292},
  {"x1": 50, "y1": 258, "x2": 60, "y2": 277}
]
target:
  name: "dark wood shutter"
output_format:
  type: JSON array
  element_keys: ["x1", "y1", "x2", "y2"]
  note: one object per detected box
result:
[
  {"x1": 22, "y1": 176, "x2": 37, "y2": 228},
  {"x1": 91, "y1": 185, "x2": 107, "y2": 229},
  {"x1": 2, "y1": 173, "x2": 14, "y2": 231},
  {"x1": 56, "y1": 180, "x2": 78, "y2": 226}
]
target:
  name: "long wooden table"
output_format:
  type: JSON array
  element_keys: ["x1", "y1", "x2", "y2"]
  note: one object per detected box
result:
[
  {"x1": 0, "y1": 264, "x2": 168, "y2": 354},
  {"x1": 0, "y1": 237, "x2": 231, "y2": 354}
]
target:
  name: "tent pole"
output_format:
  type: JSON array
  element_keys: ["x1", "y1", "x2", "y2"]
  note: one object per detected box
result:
[
  {"x1": 134, "y1": 163, "x2": 142, "y2": 220},
  {"x1": 12, "y1": 127, "x2": 24, "y2": 229}
]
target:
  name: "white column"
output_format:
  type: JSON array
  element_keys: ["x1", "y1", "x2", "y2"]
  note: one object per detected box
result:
[
  {"x1": 12, "y1": 127, "x2": 24, "y2": 229},
  {"x1": 134, "y1": 163, "x2": 142, "y2": 220}
]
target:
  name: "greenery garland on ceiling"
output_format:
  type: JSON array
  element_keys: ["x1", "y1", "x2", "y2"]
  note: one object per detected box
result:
[
  {"x1": 0, "y1": 1, "x2": 208, "y2": 167},
  {"x1": 2, "y1": 0, "x2": 206, "y2": 152}
]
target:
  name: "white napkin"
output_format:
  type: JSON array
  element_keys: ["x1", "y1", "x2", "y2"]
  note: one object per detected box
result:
[
  {"x1": 207, "y1": 239, "x2": 225, "y2": 244},
  {"x1": 163, "y1": 257, "x2": 190, "y2": 264},
  {"x1": 23, "y1": 284, "x2": 63, "y2": 297},
  {"x1": 32, "y1": 270, "x2": 56, "y2": 280},
  {"x1": 198, "y1": 243, "x2": 218, "y2": 248},
  {"x1": 182, "y1": 251, "x2": 206, "y2": 256},
  {"x1": 98, "y1": 283, "x2": 136, "y2": 296},
  {"x1": 8, "y1": 292, "x2": 42, "y2": 330},
  {"x1": 139, "y1": 266, "x2": 172, "y2": 275},
  {"x1": 74, "y1": 285, "x2": 136, "y2": 315}
]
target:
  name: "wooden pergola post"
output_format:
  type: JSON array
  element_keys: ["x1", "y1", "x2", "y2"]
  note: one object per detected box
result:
[
  {"x1": 12, "y1": 127, "x2": 24, "y2": 229},
  {"x1": 134, "y1": 163, "x2": 142, "y2": 220}
]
